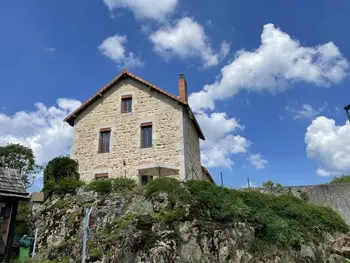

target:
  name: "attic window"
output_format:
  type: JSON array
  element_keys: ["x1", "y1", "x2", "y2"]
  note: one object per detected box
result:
[{"x1": 121, "y1": 95, "x2": 132, "y2": 113}]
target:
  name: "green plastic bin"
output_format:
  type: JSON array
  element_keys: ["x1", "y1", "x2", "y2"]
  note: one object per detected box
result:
[
  {"x1": 18, "y1": 236, "x2": 34, "y2": 262},
  {"x1": 19, "y1": 246, "x2": 30, "y2": 262}
]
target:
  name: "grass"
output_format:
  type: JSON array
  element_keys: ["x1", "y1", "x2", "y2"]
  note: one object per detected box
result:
[{"x1": 145, "y1": 178, "x2": 349, "y2": 249}]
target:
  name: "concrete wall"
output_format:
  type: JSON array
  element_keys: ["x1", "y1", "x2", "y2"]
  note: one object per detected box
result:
[
  {"x1": 71, "y1": 78, "x2": 186, "y2": 182},
  {"x1": 260, "y1": 183, "x2": 350, "y2": 226}
]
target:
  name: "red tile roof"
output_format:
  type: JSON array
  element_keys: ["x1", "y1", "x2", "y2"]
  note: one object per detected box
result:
[{"x1": 64, "y1": 69, "x2": 205, "y2": 140}]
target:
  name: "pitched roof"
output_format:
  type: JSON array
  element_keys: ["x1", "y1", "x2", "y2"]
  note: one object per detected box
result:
[
  {"x1": 64, "y1": 69, "x2": 205, "y2": 140},
  {"x1": 0, "y1": 168, "x2": 29, "y2": 199},
  {"x1": 201, "y1": 166, "x2": 215, "y2": 184},
  {"x1": 30, "y1": 192, "x2": 44, "y2": 202}
]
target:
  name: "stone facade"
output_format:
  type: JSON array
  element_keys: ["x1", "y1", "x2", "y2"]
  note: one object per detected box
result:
[
  {"x1": 183, "y1": 111, "x2": 202, "y2": 180},
  {"x1": 70, "y1": 76, "x2": 203, "y2": 183}
]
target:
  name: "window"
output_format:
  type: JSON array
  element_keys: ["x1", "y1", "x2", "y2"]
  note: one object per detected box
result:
[
  {"x1": 140, "y1": 175, "x2": 153, "y2": 185},
  {"x1": 121, "y1": 95, "x2": 132, "y2": 113},
  {"x1": 95, "y1": 173, "x2": 109, "y2": 180},
  {"x1": 141, "y1": 123, "x2": 152, "y2": 148},
  {"x1": 99, "y1": 128, "x2": 111, "y2": 153}
]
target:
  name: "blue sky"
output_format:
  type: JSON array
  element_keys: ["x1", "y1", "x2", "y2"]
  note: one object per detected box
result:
[{"x1": 1, "y1": 0, "x2": 350, "y2": 191}]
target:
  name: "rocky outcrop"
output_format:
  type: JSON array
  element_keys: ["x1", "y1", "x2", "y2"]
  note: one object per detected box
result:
[{"x1": 32, "y1": 189, "x2": 350, "y2": 263}]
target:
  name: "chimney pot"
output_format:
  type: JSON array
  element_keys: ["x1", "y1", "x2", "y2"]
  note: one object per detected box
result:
[{"x1": 178, "y1": 74, "x2": 188, "y2": 104}]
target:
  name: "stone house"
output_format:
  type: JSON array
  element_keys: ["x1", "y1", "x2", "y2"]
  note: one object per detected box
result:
[
  {"x1": 65, "y1": 69, "x2": 213, "y2": 184},
  {"x1": 29, "y1": 192, "x2": 44, "y2": 213}
]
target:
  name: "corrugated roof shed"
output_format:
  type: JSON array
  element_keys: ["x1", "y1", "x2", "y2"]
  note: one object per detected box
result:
[{"x1": 0, "y1": 168, "x2": 29, "y2": 199}]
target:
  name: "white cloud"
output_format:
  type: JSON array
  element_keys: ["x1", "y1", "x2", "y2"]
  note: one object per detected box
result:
[
  {"x1": 316, "y1": 168, "x2": 339, "y2": 177},
  {"x1": 149, "y1": 17, "x2": 230, "y2": 68},
  {"x1": 0, "y1": 98, "x2": 81, "y2": 166},
  {"x1": 305, "y1": 116, "x2": 350, "y2": 176},
  {"x1": 44, "y1": 47, "x2": 55, "y2": 53},
  {"x1": 196, "y1": 112, "x2": 250, "y2": 168},
  {"x1": 103, "y1": 0, "x2": 177, "y2": 21},
  {"x1": 99, "y1": 35, "x2": 143, "y2": 69},
  {"x1": 189, "y1": 23, "x2": 349, "y2": 112},
  {"x1": 285, "y1": 102, "x2": 327, "y2": 120},
  {"x1": 248, "y1": 153, "x2": 268, "y2": 170}
]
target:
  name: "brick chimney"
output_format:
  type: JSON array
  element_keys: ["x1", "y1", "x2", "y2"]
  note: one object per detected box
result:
[{"x1": 178, "y1": 74, "x2": 188, "y2": 104}]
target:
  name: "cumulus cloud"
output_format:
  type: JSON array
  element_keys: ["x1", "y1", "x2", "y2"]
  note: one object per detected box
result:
[
  {"x1": 99, "y1": 35, "x2": 143, "y2": 69},
  {"x1": 285, "y1": 102, "x2": 327, "y2": 120},
  {"x1": 103, "y1": 0, "x2": 177, "y2": 21},
  {"x1": 149, "y1": 17, "x2": 230, "y2": 68},
  {"x1": 305, "y1": 116, "x2": 350, "y2": 176},
  {"x1": 195, "y1": 112, "x2": 250, "y2": 168},
  {"x1": 0, "y1": 98, "x2": 81, "y2": 166},
  {"x1": 189, "y1": 23, "x2": 349, "y2": 112},
  {"x1": 248, "y1": 153, "x2": 268, "y2": 170}
]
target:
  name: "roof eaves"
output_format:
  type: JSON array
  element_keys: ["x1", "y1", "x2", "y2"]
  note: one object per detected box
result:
[
  {"x1": 64, "y1": 70, "x2": 185, "y2": 126},
  {"x1": 186, "y1": 106, "x2": 205, "y2": 140}
]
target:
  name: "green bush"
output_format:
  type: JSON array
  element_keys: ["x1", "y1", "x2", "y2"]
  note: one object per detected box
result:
[
  {"x1": 145, "y1": 177, "x2": 190, "y2": 206},
  {"x1": 86, "y1": 179, "x2": 113, "y2": 194},
  {"x1": 112, "y1": 178, "x2": 136, "y2": 191},
  {"x1": 185, "y1": 180, "x2": 349, "y2": 248},
  {"x1": 86, "y1": 178, "x2": 136, "y2": 194},
  {"x1": 331, "y1": 175, "x2": 350, "y2": 184},
  {"x1": 43, "y1": 178, "x2": 85, "y2": 196}
]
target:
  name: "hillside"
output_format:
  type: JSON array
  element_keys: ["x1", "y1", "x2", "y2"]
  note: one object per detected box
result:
[{"x1": 31, "y1": 178, "x2": 350, "y2": 263}]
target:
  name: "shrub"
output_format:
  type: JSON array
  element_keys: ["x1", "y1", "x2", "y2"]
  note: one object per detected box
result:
[
  {"x1": 86, "y1": 179, "x2": 113, "y2": 194},
  {"x1": 145, "y1": 177, "x2": 190, "y2": 206},
  {"x1": 185, "y1": 180, "x2": 349, "y2": 248},
  {"x1": 112, "y1": 178, "x2": 136, "y2": 191},
  {"x1": 331, "y1": 175, "x2": 350, "y2": 184},
  {"x1": 86, "y1": 178, "x2": 137, "y2": 195},
  {"x1": 43, "y1": 178, "x2": 85, "y2": 196}
]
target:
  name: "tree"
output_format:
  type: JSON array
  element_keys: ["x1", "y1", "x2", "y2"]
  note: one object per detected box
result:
[
  {"x1": 43, "y1": 156, "x2": 81, "y2": 196},
  {"x1": 0, "y1": 143, "x2": 42, "y2": 188},
  {"x1": 44, "y1": 156, "x2": 80, "y2": 185}
]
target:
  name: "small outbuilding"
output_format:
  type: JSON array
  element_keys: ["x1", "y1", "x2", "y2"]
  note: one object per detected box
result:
[{"x1": 0, "y1": 168, "x2": 29, "y2": 261}]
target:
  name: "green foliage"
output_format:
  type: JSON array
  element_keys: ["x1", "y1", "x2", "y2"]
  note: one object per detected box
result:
[
  {"x1": 112, "y1": 178, "x2": 137, "y2": 191},
  {"x1": 299, "y1": 191, "x2": 309, "y2": 202},
  {"x1": 44, "y1": 156, "x2": 79, "y2": 188},
  {"x1": 43, "y1": 156, "x2": 82, "y2": 195},
  {"x1": 43, "y1": 178, "x2": 84, "y2": 196},
  {"x1": 186, "y1": 180, "x2": 349, "y2": 248},
  {"x1": 186, "y1": 180, "x2": 249, "y2": 222},
  {"x1": 15, "y1": 201, "x2": 31, "y2": 237},
  {"x1": 86, "y1": 178, "x2": 136, "y2": 195},
  {"x1": 0, "y1": 143, "x2": 42, "y2": 188},
  {"x1": 86, "y1": 179, "x2": 112, "y2": 194},
  {"x1": 89, "y1": 248, "x2": 102, "y2": 260},
  {"x1": 145, "y1": 177, "x2": 190, "y2": 206},
  {"x1": 331, "y1": 175, "x2": 350, "y2": 184}
]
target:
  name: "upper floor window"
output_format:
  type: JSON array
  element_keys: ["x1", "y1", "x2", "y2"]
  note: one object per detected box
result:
[
  {"x1": 99, "y1": 128, "x2": 111, "y2": 153},
  {"x1": 95, "y1": 173, "x2": 109, "y2": 180},
  {"x1": 121, "y1": 95, "x2": 132, "y2": 113},
  {"x1": 141, "y1": 123, "x2": 152, "y2": 148}
]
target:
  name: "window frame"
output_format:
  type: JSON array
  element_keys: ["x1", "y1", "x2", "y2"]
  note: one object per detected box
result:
[
  {"x1": 121, "y1": 95, "x2": 132, "y2": 113},
  {"x1": 98, "y1": 128, "x2": 111, "y2": 153},
  {"x1": 140, "y1": 123, "x2": 152, "y2": 148},
  {"x1": 95, "y1": 173, "x2": 109, "y2": 180}
]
